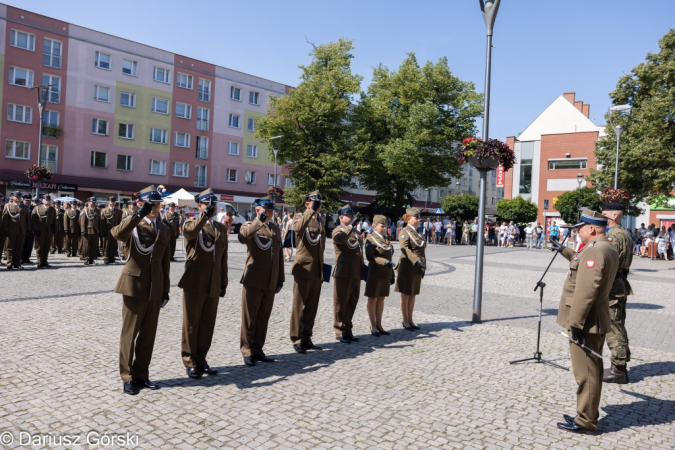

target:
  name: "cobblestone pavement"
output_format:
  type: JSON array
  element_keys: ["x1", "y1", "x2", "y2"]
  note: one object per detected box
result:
[{"x1": 1, "y1": 238, "x2": 674, "y2": 449}]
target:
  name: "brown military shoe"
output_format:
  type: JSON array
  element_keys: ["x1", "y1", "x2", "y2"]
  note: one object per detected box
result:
[{"x1": 603, "y1": 363, "x2": 628, "y2": 384}]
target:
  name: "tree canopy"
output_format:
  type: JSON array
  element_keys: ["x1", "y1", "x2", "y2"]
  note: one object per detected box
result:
[
  {"x1": 553, "y1": 187, "x2": 601, "y2": 225},
  {"x1": 496, "y1": 196, "x2": 538, "y2": 224},
  {"x1": 440, "y1": 194, "x2": 479, "y2": 221},
  {"x1": 591, "y1": 29, "x2": 675, "y2": 205}
]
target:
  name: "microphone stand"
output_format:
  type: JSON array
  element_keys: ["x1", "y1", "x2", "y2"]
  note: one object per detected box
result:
[{"x1": 510, "y1": 229, "x2": 572, "y2": 371}]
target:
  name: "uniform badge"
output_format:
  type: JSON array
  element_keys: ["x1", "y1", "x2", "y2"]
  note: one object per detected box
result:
[
  {"x1": 402, "y1": 235, "x2": 407, "y2": 239},
  {"x1": 586, "y1": 260, "x2": 595, "y2": 268},
  {"x1": 608, "y1": 237, "x2": 613, "y2": 242}
]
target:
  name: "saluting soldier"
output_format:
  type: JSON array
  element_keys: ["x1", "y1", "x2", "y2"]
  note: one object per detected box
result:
[
  {"x1": 63, "y1": 201, "x2": 80, "y2": 257},
  {"x1": 395, "y1": 208, "x2": 427, "y2": 331},
  {"x1": 80, "y1": 197, "x2": 100, "y2": 265},
  {"x1": 32, "y1": 194, "x2": 56, "y2": 268},
  {"x1": 365, "y1": 215, "x2": 395, "y2": 336},
  {"x1": 21, "y1": 195, "x2": 35, "y2": 265},
  {"x1": 111, "y1": 186, "x2": 171, "y2": 395},
  {"x1": 101, "y1": 197, "x2": 123, "y2": 264},
  {"x1": 290, "y1": 190, "x2": 326, "y2": 354},
  {"x1": 332, "y1": 204, "x2": 364, "y2": 343},
  {"x1": 118, "y1": 200, "x2": 138, "y2": 261},
  {"x1": 238, "y1": 197, "x2": 284, "y2": 366},
  {"x1": 50, "y1": 200, "x2": 65, "y2": 254},
  {"x1": 2, "y1": 191, "x2": 30, "y2": 269},
  {"x1": 162, "y1": 202, "x2": 181, "y2": 261},
  {"x1": 599, "y1": 198, "x2": 634, "y2": 384},
  {"x1": 553, "y1": 209, "x2": 619, "y2": 434},
  {"x1": 179, "y1": 189, "x2": 228, "y2": 379}
]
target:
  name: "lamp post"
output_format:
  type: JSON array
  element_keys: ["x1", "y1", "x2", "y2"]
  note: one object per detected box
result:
[
  {"x1": 424, "y1": 188, "x2": 429, "y2": 209},
  {"x1": 34, "y1": 84, "x2": 55, "y2": 199},
  {"x1": 268, "y1": 135, "x2": 283, "y2": 200},
  {"x1": 455, "y1": 180, "x2": 460, "y2": 195},
  {"x1": 608, "y1": 104, "x2": 632, "y2": 189},
  {"x1": 472, "y1": 0, "x2": 501, "y2": 324},
  {"x1": 576, "y1": 172, "x2": 584, "y2": 221}
]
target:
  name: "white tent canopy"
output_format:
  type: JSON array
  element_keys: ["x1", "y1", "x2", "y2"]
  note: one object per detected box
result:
[{"x1": 162, "y1": 188, "x2": 196, "y2": 207}]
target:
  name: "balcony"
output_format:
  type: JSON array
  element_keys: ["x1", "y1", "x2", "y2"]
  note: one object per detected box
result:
[{"x1": 42, "y1": 124, "x2": 62, "y2": 139}]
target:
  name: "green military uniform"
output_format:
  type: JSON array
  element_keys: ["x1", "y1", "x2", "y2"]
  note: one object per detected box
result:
[
  {"x1": 63, "y1": 204, "x2": 80, "y2": 257},
  {"x1": 2, "y1": 193, "x2": 30, "y2": 269},
  {"x1": 290, "y1": 191, "x2": 326, "y2": 352},
  {"x1": 111, "y1": 186, "x2": 170, "y2": 395},
  {"x1": 31, "y1": 197, "x2": 56, "y2": 267},
  {"x1": 101, "y1": 198, "x2": 123, "y2": 264},
  {"x1": 80, "y1": 199, "x2": 100, "y2": 265},
  {"x1": 556, "y1": 209, "x2": 619, "y2": 433},
  {"x1": 162, "y1": 204, "x2": 181, "y2": 260},
  {"x1": 50, "y1": 202, "x2": 65, "y2": 254},
  {"x1": 365, "y1": 224, "x2": 395, "y2": 298},
  {"x1": 332, "y1": 204, "x2": 364, "y2": 341},
  {"x1": 395, "y1": 219, "x2": 426, "y2": 296},
  {"x1": 238, "y1": 197, "x2": 284, "y2": 363},
  {"x1": 178, "y1": 189, "x2": 228, "y2": 377},
  {"x1": 118, "y1": 203, "x2": 137, "y2": 261}
]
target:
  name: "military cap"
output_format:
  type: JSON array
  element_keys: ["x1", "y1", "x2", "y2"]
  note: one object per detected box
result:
[
  {"x1": 78, "y1": 202, "x2": 85, "y2": 207},
  {"x1": 337, "y1": 204, "x2": 356, "y2": 216},
  {"x1": 304, "y1": 190, "x2": 323, "y2": 202},
  {"x1": 255, "y1": 196, "x2": 277, "y2": 211},
  {"x1": 98, "y1": 204, "x2": 105, "y2": 209},
  {"x1": 126, "y1": 199, "x2": 135, "y2": 205},
  {"x1": 23, "y1": 194, "x2": 32, "y2": 200},
  {"x1": 168, "y1": 202, "x2": 176, "y2": 207},
  {"x1": 11, "y1": 191, "x2": 23, "y2": 199},
  {"x1": 108, "y1": 196, "x2": 116, "y2": 201},
  {"x1": 87, "y1": 196, "x2": 97, "y2": 203},
  {"x1": 406, "y1": 208, "x2": 421, "y2": 218},
  {"x1": 570, "y1": 208, "x2": 608, "y2": 228},
  {"x1": 54, "y1": 200, "x2": 62, "y2": 205},
  {"x1": 195, "y1": 188, "x2": 217, "y2": 204},
  {"x1": 136, "y1": 185, "x2": 163, "y2": 203},
  {"x1": 41, "y1": 194, "x2": 51, "y2": 201},
  {"x1": 373, "y1": 215, "x2": 387, "y2": 226}
]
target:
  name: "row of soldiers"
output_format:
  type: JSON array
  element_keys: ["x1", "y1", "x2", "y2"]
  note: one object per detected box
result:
[{"x1": 1, "y1": 191, "x2": 181, "y2": 269}]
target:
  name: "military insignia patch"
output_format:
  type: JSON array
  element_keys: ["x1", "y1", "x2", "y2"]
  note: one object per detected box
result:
[
  {"x1": 586, "y1": 260, "x2": 595, "y2": 268},
  {"x1": 608, "y1": 237, "x2": 613, "y2": 242}
]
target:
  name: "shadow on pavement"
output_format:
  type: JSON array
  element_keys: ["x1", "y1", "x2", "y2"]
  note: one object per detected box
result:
[
  {"x1": 156, "y1": 320, "x2": 473, "y2": 390},
  {"x1": 625, "y1": 361, "x2": 675, "y2": 383},
  {"x1": 599, "y1": 390, "x2": 675, "y2": 433},
  {"x1": 626, "y1": 303, "x2": 664, "y2": 310},
  {"x1": 481, "y1": 308, "x2": 558, "y2": 323}
]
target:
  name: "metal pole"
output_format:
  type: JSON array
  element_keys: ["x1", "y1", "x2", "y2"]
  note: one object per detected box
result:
[
  {"x1": 35, "y1": 86, "x2": 47, "y2": 200},
  {"x1": 613, "y1": 131, "x2": 621, "y2": 189}
]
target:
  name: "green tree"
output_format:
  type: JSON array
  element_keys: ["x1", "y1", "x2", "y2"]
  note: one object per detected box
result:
[
  {"x1": 496, "y1": 196, "x2": 538, "y2": 224},
  {"x1": 353, "y1": 53, "x2": 483, "y2": 214},
  {"x1": 256, "y1": 39, "x2": 363, "y2": 211},
  {"x1": 440, "y1": 194, "x2": 479, "y2": 221},
  {"x1": 553, "y1": 188, "x2": 601, "y2": 225},
  {"x1": 590, "y1": 29, "x2": 675, "y2": 205}
]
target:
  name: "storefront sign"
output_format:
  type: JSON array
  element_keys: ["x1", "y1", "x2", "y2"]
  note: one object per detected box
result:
[
  {"x1": 220, "y1": 194, "x2": 234, "y2": 201},
  {"x1": 496, "y1": 165, "x2": 505, "y2": 188},
  {"x1": 9, "y1": 180, "x2": 78, "y2": 191}
]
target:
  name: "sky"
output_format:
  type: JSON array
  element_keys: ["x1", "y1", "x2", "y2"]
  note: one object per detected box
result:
[{"x1": 11, "y1": 0, "x2": 675, "y2": 141}]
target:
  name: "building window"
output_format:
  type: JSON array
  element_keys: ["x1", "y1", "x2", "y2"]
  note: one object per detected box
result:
[
  {"x1": 249, "y1": 91, "x2": 260, "y2": 105},
  {"x1": 40, "y1": 145, "x2": 58, "y2": 173},
  {"x1": 7, "y1": 104, "x2": 32, "y2": 123},
  {"x1": 226, "y1": 168, "x2": 238, "y2": 183},
  {"x1": 548, "y1": 159, "x2": 588, "y2": 170},
  {"x1": 150, "y1": 128, "x2": 168, "y2": 144},
  {"x1": 245, "y1": 171, "x2": 256, "y2": 185},
  {"x1": 90, "y1": 151, "x2": 108, "y2": 168},
  {"x1": 194, "y1": 165, "x2": 207, "y2": 188},
  {"x1": 284, "y1": 177, "x2": 295, "y2": 188},
  {"x1": 196, "y1": 107, "x2": 209, "y2": 131},
  {"x1": 120, "y1": 91, "x2": 136, "y2": 108},
  {"x1": 229, "y1": 114, "x2": 240, "y2": 128},
  {"x1": 10, "y1": 30, "x2": 35, "y2": 51},
  {"x1": 151, "y1": 98, "x2": 169, "y2": 114},
  {"x1": 153, "y1": 67, "x2": 170, "y2": 83},
  {"x1": 5, "y1": 140, "x2": 30, "y2": 160},
  {"x1": 230, "y1": 86, "x2": 242, "y2": 101},
  {"x1": 117, "y1": 154, "x2": 133, "y2": 171},
  {"x1": 43, "y1": 110, "x2": 59, "y2": 127},
  {"x1": 94, "y1": 85, "x2": 110, "y2": 102},
  {"x1": 175, "y1": 132, "x2": 190, "y2": 148},
  {"x1": 268, "y1": 173, "x2": 280, "y2": 186},
  {"x1": 175, "y1": 102, "x2": 192, "y2": 119},
  {"x1": 94, "y1": 51, "x2": 111, "y2": 70},
  {"x1": 92, "y1": 118, "x2": 109, "y2": 136},
  {"x1": 247, "y1": 118, "x2": 255, "y2": 132},
  {"x1": 195, "y1": 136, "x2": 209, "y2": 159},
  {"x1": 118, "y1": 123, "x2": 134, "y2": 139},
  {"x1": 43, "y1": 38, "x2": 62, "y2": 68},
  {"x1": 42, "y1": 74, "x2": 61, "y2": 103},
  {"x1": 519, "y1": 159, "x2": 532, "y2": 195},
  {"x1": 228, "y1": 141, "x2": 239, "y2": 155},
  {"x1": 149, "y1": 159, "x2": 166, "y2": 175},
  {"x1": 9, "y1": 67, "x2": 34, "y2": 87},
  {"x1": 198, "y1": 79, "x2": 211, "y2": 102},
  {"x1": 173, "y1": 162, "x2": 189, "y2": 178},
  {"x1": 246, "y1": 145, "x2": 258, "y2": 158},
  {"x1": 122, "y1": 59, "x2": 138, "y2": 76},
  {"x1": 176, "y1": 73, "x2": 193, "y2": 89}
]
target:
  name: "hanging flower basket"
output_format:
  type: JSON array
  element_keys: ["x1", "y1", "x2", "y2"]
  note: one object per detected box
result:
[
  {"x1": 25, "y1": 164, "x2": 54, "y2": 182},
  {"x1": 268, "y1": 186, "x2": 284, "y2": 198},
  {"x1": 458, "y1": 137, "x2": 516, "y2": 171},
  {"x1": 599, "y1": 187, "x2": 630, "y2": 204}
]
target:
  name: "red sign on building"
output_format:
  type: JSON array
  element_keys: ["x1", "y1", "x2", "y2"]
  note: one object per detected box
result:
[
  {"x1": 220, "y1": 194, "x2": 234, "y2": 201},
  {"x1": 496, "y1": 165, "x2": 505, "y2": 188}
]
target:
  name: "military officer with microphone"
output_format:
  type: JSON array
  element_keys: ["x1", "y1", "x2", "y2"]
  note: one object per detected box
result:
[
  {"x1": 179, "y1": 189, "x2": 229, "y2": 379},
  {"x1": 111, "y1": 186, "x2": 171, "y2": 395},
  {"x1": 238, "y1": 197, "x2": 284, "y2": 366}
]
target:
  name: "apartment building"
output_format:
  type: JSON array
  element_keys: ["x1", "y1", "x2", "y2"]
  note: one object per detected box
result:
[{"x1": 0, "y1": 4, "x2": 291, "y2": 211}]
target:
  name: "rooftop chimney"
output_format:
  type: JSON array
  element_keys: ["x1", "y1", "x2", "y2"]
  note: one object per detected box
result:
[
  {"x1": 563, "y1": 92, "x2": 576, "y2": 103},
  {"x1": 582, "y1": 104, "x2": 590, "y2": 118}
]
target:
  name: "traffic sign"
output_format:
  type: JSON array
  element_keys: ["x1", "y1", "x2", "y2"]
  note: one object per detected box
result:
[{"x1": 435, "y1": 208, "x2": 443, "y2": 214}]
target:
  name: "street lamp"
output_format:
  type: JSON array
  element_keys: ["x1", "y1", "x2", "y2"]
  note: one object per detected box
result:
[
  {"x1": 268, "y1": 135, "x2": 283, "y2": 200},
  {"x1": 473, "y1": 0, "x2": 501, "y2": 324},
  {"x1": 424, "y1": 188, "x2": 429, "y2": 209},
  {"x1": 34, "y1": 84, "x2": 56, "y2": 198},
  {"x1": 608, "y1": 104, "x2": 632, "y2": 189},
  {"x1": 576, "y1": 172, "x2": 584, "y2": 221},
  {"x1": 455, "y1": 180, "x2": 460, "y2": 195}
]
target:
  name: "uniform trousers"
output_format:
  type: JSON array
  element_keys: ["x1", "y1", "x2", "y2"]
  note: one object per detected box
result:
[
  {"x1": 333, "y1": 277, "x2": 360, "y2": 338},
  {"x1": 103, "y1": 234, "x2": 118, "y2": 262},
  {"x1": 240, "y1": 286, "x2": 275, "y2": 357},
  {"x1": 34, "y1": 233, "x2": 52, "y2": 264},
  {"x1": 80, "y1": 234, "x2": 98, "y2": 263},
  {"x1": 119, "y1": 295, "x2": 161, "y2": 382},
  {"x1": 21, "y1": 232, "x2": 34, "y2": 262},
  {"x1": 51, "y1": 231, "x2": 64, "y2": 252},
  {"x1": 570, "y1": 332, "x2": 605, "y2": 431},
  {"x1": 5, "y1": 233, "x2": 24, "y2": 267},
  {"x1": 607, "y1": 296, "x2": 630, "y2": 366},
  {"x1": 170, "y1": 235, "x2": 177, "y2": 258},
  {"x1": 65, "y1": 233, "x2": 79, "y2": 256},
  {"x1": 182, "y1": 291, "x2": 220, "y2": 368},
  {"x1": 290, "y1": 277, "x2": 322, "y2": 344}
]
